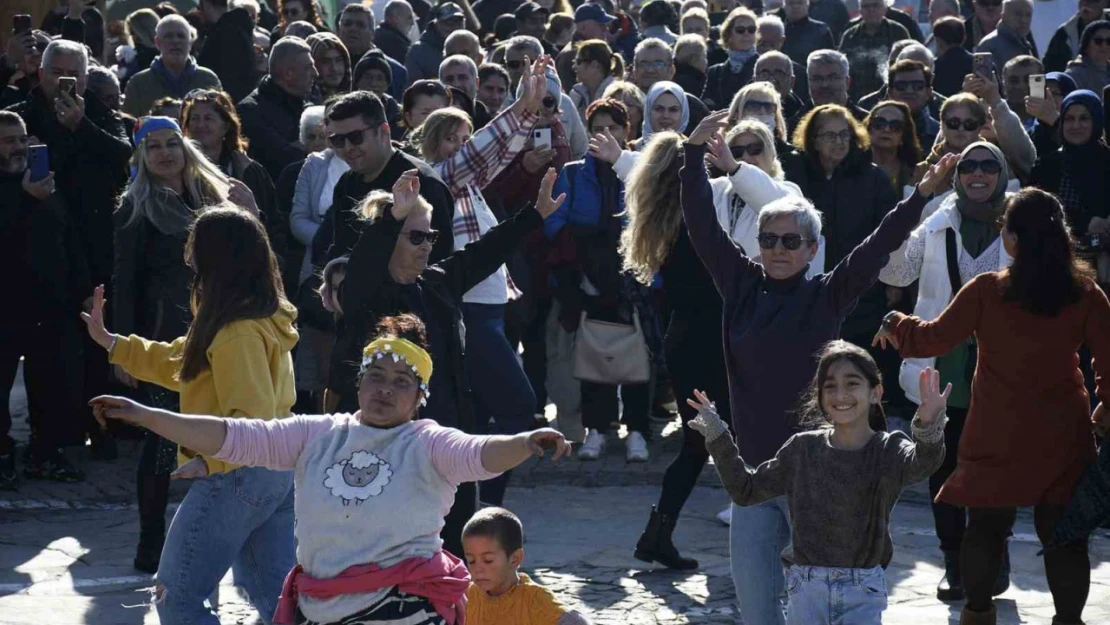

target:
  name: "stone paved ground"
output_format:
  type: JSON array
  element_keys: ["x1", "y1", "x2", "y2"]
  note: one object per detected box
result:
[{"x1": 2, "y1": 366, "x2": 1109, "y2": 624}]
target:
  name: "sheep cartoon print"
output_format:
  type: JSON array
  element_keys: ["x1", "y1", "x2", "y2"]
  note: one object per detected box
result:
[{"x1": 323, "y1": 450, "x2": 394, "y2": 506}]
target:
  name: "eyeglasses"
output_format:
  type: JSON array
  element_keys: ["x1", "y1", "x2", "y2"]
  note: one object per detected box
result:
[
  {"x1": 943, "y1": 117, "x2": 983, "y2": 131},
  {"x1": 757, "y1": 233, "x2": 814, "y2": 250},
  {"x1": 815, "y1": 129, "x2": 852, "y2": 144},
  {"x1": 732, "y1": 25, "x2": 757, "y2": 35},
  {"x1": 869, "y1": 118, "x2": 905, "y2": 132},
  {"x1": 1091, "y1": 36, "x2": 1110, "y2": 47},
  {"x1": 730, "y1": 143, "x2": 765, "y2": 158},
  {"x1": 328, "y1": 127, "x2": 370, "y2": 148},
  {"x1": 757, "y1": 69, "x2": 790, "y2": 81},
  {"x1": 809, "y1": 73, "x2": 844, "y2": 85},
  {"x1": 403, "y1": 229, "x2": 440, "y2": 246},
  {"x1": 636, "y1": 60, "x2": 671, "y2": 72},
  {"x1": 891, "y1": 79, "x2": 927, "y2": 92},
  {"x1": 542, "y1": 95, "x2": 557, "y2": 109},
  {"x1": 506, "y1": 60, "x2": 526, "y2": 70},
  {"x1": 956, "y1": 159, "x2": 1003, "y2": 175},
  {"x1": 743, "y1": 100, "x2": 776, "y2": 115}
]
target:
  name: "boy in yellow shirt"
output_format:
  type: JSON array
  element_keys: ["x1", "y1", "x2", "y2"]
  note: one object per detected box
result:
[{"x1": 463, "y1": 507, "x2": 591, "y2": 625}]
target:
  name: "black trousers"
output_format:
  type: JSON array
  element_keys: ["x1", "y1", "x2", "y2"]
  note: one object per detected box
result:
[
  {"x1": 0, "y1": 323, "x2": 84, "y2": 455},
  {"x1": 656, "y1": 315, "x2": 732, "y2": 518},
  {"x1": 929, "y1": 406, "x2": 968, "y2": 553},
  {"x1": 962, "y1": 505, "x2": 1089, "y2": 621}
]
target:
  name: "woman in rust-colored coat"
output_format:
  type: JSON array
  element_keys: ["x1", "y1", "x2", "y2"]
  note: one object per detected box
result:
[{"x1": 875, "y1": 188, "x2": 1110, "y2": 625}]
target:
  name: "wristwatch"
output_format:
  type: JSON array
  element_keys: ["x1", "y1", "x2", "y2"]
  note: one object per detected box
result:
[{"x1": 880, "y1": 311, "x2": 899, "y2": 333}]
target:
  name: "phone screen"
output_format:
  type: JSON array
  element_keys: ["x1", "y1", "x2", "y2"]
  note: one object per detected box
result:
[{"x1": 14, "y1": 15, "x2": 32, "y2": 35}]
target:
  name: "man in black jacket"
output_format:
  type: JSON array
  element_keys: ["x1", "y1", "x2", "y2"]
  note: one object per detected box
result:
[
  {"x1": 775, "y1": 0, "x2": 837, "y2": 67},
  {"x1": 197, "y1": 0, "x2": 258, "y2": 103},
  {"x1": 238, "y1": 36, "x2": 316, "y2": 181},
  {"x1": 374, "y1": 0, "x2": 416, "y2": 64},
  {"x1": 932, "y1": 15, "x2": 974, "y2": 96},
  {"x1": 0, "y1": 111, "x2": 91, "y2": 487}
]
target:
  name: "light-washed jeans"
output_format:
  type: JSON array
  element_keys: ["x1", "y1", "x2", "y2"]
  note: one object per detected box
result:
[
  {"x1": 785, "y1": 565, "x2": 888, "y2": 625},
  {"x1": 730, "y1": 497, "x2": 792, "y2": 625},
  {"x1": 156, "y1": 466, "x2": 295, "y2": 625}
]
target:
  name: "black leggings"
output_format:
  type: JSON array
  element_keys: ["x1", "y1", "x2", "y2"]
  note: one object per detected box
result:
[
  {"x1": 962, "y1": 505, "x2": 1090, "y2": 621},
  {"x1": 655, "y1": 317, "x2": 731, "y2": 518}
]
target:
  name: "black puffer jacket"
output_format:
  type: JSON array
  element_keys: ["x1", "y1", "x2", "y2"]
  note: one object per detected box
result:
[
  {"x1": 198, "y1": 7, "x2": 258, "y2": 103},
  {"x1": 5, "y1": 87, "x2": 131, "y2": 287},
  {"x1": 237, "y1": 76, "x2": 308, "y2": 181}
]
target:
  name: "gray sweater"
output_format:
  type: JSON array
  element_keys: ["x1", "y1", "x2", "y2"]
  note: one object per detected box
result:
[{"x1": 706, "y1": 417, "x2": 945, "y2": 569}]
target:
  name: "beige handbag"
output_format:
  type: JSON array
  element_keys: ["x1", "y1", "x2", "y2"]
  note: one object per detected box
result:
[{"x1": 572, "y1": 310, "x2": 651, "y2": 384}]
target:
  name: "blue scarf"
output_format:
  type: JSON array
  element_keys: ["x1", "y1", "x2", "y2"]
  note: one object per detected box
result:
[
  {"x1": 728, "y1": 48, "x2": 757, "y2": 72},
  {"x1": 150, "y1": 55, "x2": 198, "y2": 98}
]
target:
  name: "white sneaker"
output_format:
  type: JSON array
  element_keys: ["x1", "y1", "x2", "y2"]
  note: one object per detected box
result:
[
  {"x1": 578, "y1": 430, "x2": 606, "y2": 461},
  {"x1": 716, "y1": 506, "x2": 732, "y2": 526},
  {"x1": 626, "y1": 431, "x2": 649, "y2": 463}
]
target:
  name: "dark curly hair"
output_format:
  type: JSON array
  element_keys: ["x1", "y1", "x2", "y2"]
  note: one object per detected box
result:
[{"x1": 373, "y1": 313, "x2": 429, "y2": 350}]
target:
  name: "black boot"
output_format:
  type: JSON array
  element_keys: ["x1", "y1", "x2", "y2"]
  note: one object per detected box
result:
[
  {"x1": 937, "y1": 549, "x2": 965, "y2": 601},
  {"x1": 633, "y1": 506, "x2": 698, "y2": 570},
  {"x1": 992, "y1": 542, "x2": 1011, "y2": 596},
  {"x1": 134, "y1": 474, "x2": 170, "y2": 574}
]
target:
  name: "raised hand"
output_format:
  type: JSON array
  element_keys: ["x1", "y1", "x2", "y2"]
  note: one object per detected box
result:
[
  {"x1": 587, "y1": 128, "x2": 623, "y2": 164},
  {"x1": 706, "y1": 131, "x2": 738, "y2": 174},
  {"x1": 525, "y1": 428, "x2": 571, "y2": 460},
  {"x1": 686, "y1": 389, "x2": 729, "y2": 442},
  {"x1": 534, "y1": 167, "x2": 566, "y2": 219},
  {"x1": 390, "y1": 169, "x2": 421, "y2": 221},
  {"x1": 54, "y1": 90, "x2": 85, "y2": 132},
  {"x1": 1025, "y1": 92, "x2": 1060, "y2": 125},
  {"x1": 918, "y1": 153, "x2": 958, "y2": 197},
  {"x1": 687, "y1": 109, "x2": 729, "y2": 146},
  {"x1": 80, "y1": 284, "x2": 116, "y2": 350},
  {"x1": 522, "y1": 147, "x2": 555, "y2": 173},
  {"x1": 227, "y1": 178, "x2": 258, "y2": 215},
  {"x1": 512, "y1": 55, "x2": 548, "y2": 115},
  {"x1": 917, "y1": 367, "x2": 952, "y2": 426}
]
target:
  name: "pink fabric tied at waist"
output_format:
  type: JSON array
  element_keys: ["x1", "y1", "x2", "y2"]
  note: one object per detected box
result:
[{"x1": 273, "y1": 550, "x2": 470, "y2": 625}]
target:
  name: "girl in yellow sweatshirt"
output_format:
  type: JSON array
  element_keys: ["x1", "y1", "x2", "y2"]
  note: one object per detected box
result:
[{"x1": 83, "y1": 205, "x2": 298, "y2": 625}]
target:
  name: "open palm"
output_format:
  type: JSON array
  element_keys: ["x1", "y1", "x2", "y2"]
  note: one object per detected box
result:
[{"x1": 80, "y1": 284, "x2": 115, "y2": 350}]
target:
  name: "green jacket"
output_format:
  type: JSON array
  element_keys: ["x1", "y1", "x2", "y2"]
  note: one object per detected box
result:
[{"x1": 122, "y1": 62, "x2": 221, "y2": 118}]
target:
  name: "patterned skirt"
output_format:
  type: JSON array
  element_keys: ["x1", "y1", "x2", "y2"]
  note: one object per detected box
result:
[{"x1": 299, "y1": 587, "x2": 447, "y2": 625}]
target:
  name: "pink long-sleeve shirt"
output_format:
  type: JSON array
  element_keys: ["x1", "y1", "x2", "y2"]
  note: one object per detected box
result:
[{"x1": 214, "y1": 414, "x2": 501, "y2": 624}]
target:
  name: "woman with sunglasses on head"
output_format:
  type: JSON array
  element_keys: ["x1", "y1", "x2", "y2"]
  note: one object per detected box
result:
[
  {"x1": 1065, "y1": 20, "x2": 1110, "y2": 94},
  {"x1": 681, "y1": 108, "x2": 956, "y2": 625},
  {"x1": 93, "y1": 204, "x2": 297, "y2": 624},
  {"x1": 702, "y1": 7, "x2": 759, "y2": 111},
  {"x1": 113, "y1": 116, "x2": 258, "y2": 574},
  {"x1": 337, "y1": 166, "x2": 569, "y2": 557},
  {"x1": 611, "y1": 117, "x2": 806, "y2": 570},
  {"x1": 408, "y1": 62, "x2": 549, "y2": 507},
  {"x1": 879, "y1": 142, "x2": 1018, "y2": 602},
  {"x1": 866, "y1": 100, "x2": 922, "y2": 193},
  {"x1": 569, "y1": 39, "x2": 625, "y2": 123},
  {"x1": 874, "y1": 187, "x2": 1110, "y2": 625}
]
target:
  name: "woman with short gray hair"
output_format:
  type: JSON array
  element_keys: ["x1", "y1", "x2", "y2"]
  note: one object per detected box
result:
[{"x1": 680, "y1": 109, "x2": 958, "y2": 625}]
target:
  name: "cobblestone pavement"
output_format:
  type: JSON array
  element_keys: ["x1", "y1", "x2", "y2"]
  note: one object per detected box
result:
[{"x1": 2, "y1": 369, "x2": 1110, "y2": 624}]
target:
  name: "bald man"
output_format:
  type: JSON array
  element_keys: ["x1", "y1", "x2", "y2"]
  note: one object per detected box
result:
[{"x1": 975, "y1": 0, "x2": 1037, "y2": 72}]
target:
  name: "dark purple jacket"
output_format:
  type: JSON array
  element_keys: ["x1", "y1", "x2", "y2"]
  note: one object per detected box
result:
[{"x1": 680, "y1": 141, "x2": 928, "y2": 464}]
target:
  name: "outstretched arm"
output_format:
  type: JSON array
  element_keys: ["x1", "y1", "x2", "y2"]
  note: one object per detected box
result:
[{"x1": 90, "y1": 396, "x2": 228, "y2": 457}]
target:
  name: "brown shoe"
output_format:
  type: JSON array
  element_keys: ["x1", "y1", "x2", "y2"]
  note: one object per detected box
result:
[{"x1": 960, "y1": 606, "x2": 997, "y2": 625}]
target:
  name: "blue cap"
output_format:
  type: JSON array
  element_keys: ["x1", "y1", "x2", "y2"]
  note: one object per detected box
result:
[{"x1": 575, "y1": 3, "x2": 617, "y2": 23}]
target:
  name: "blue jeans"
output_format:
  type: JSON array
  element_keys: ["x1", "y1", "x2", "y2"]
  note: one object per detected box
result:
[
  {"x1": 730, "y1": 497, "x2": 792, "y2": 625},
  {"x1": 463, "y1": 303, "x2": 536, "y2": 506},
  {"x1": 156, "y1": 466, "x2": 295, "y2": 625},
  {"x1": 785, "y1": 565, "x2": 888, "y2": 625}
]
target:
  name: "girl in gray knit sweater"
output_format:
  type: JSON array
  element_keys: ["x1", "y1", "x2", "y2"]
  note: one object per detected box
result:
[{"x1": 689, "y1": 340, "x2": 949, "y2": 625}]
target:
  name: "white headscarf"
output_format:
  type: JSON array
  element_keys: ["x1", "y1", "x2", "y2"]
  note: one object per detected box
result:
[{"x1": 641, "y1": 81, "x2": 690, "y2": 143}]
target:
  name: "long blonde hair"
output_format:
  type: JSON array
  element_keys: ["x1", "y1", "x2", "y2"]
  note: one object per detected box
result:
[
  {"x1": 620, "y1": 131, "x2": 684, "y2": 285},
  {"x1": 410, "y1": 108, "x2": 472, "y2": 163},
  {"x1": 121, "y1": 131, "x2": 230, "y2": 229}
]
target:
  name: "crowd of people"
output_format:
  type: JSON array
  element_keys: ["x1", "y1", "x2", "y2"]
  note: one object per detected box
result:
[{"x1": 3, "y1": 0, "x2": 1110, "y2": 623}]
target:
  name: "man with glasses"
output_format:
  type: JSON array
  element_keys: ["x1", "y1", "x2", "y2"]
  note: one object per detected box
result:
[
  {"x1": 122, "y1": 14, "x2": 222, "y2": 118},
  {"x1": 789, "y1": 49, "x2": 867, "y2": 131},
  {"x1": 755, "y1": 50, "x2": 808, "y2": 119},
  {"x1": 1043, "y1": 0, "x2": 1108, "y2": 72},
  {"x1": 238, "y1": 36, "x2": 317, "y2": 180},
  {"x1": 838, "y1": 0, "x2": 911, "y2": 101},
  {"x1": 630, "y1": 38, "x2": 709, "y2": 134},
  {"x1": 975, "y1": 0, "x2": 1037, "y2": 74},
  {"x1": 773, "y1": 0, "x2": 836, "y2": 67},
  {"x1": 405, "y1": 2, "x2": 465, "y2": 81},
  {"x1": 887, "y1": 58, "x2": 940, "y2": 149}
]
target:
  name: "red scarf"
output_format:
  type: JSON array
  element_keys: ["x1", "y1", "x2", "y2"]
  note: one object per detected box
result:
[{"x1": 273, "y1": 551, "x2": 470, "y2": 625}]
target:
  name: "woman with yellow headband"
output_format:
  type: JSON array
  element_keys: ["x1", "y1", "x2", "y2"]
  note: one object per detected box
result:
[{"x1": 87, "y1": 313, "x2": 570, "y2": 625}]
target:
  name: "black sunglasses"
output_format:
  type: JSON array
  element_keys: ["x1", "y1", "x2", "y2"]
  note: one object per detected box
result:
[
  {"x1": 956, "y1": 159, "x2": 1003, "y2": 175},
  {"x1": 732, "y1": 25, "x2": 757, "y2": 35},
  {"x1": 542, "y1": 95, "x2": 557, "y2": 109},
  {"x1": 758, "y1": 233, "x2": 814, "y2": 251},
  {"x1": 891, "y1": 80, "x2": 926, "y2": 92},
  {"x1": 403, "y1": 229, "x2": 440, "y2": 246},
  {"x1": 943, "y1": 117, "x2": 983, "y2": 131},
  {"x1": 328, "y1": 127, "x2": 370, "y2": 148},
  {"x1": 870, "y1": 118, "x2": 905, "y2": 132},
  {"x1": 730, "y1": 143, "x2": 764, "y2": 158}
]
